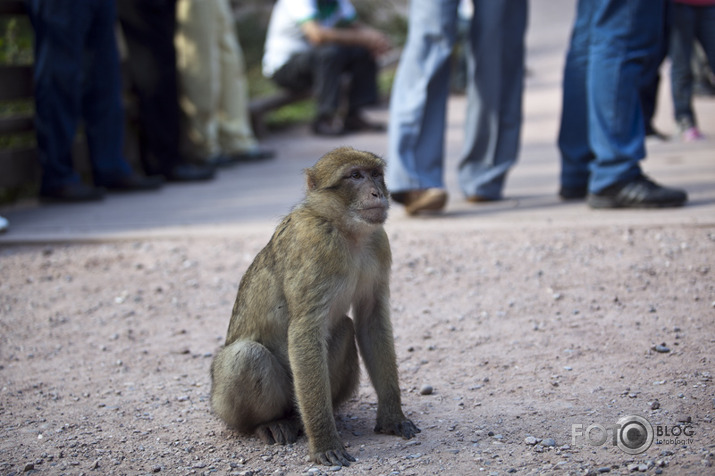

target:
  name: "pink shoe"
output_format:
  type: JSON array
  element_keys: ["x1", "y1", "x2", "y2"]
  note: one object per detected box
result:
[{"x1": 682, "y1": 127, "x2": 705, "y2": 142}]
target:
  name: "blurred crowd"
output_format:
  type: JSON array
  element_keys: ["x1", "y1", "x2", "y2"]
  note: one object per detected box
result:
[{"x1": 1, "y1": 0, "x2": 711, "y2": 232}]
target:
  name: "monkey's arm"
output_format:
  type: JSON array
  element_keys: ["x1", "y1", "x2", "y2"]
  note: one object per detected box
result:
[
  {"x1": 287, "y1": 311, "x2": 355, "y2": 466},
  {"x1": 353, "y1": 281, "x2": 420, "y2": 439}
]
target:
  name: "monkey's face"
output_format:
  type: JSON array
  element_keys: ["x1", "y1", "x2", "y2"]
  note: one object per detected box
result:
[{"x1": 345, "y1": 166, "x2": 389, "y2": 225}]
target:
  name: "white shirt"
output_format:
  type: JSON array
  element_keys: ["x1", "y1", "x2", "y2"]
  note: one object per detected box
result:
[{"x1": 262, "y1": 0, "x2": 357, "y2": 77}]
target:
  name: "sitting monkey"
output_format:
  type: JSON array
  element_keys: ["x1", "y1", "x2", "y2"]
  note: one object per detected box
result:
[{"x1": 210, "y1": 147, "x2": 419, "y2": 466}]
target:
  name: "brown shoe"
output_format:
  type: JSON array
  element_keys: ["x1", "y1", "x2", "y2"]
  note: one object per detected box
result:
[
  {"x1": 392, "y1": 188, "x2": 448, "y2": 215},
  {"x1": 466, "y1": 194, "x2": 499, "y2": 203}
]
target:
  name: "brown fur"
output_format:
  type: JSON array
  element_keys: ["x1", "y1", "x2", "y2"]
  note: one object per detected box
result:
[{"x1": 210, "y1": 147, "x2": 419, "y2": 466}]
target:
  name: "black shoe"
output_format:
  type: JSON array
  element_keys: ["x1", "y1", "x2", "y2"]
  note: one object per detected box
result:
[
  {"x1": 343, "y1": 113, "x2": 385, "y2": 133},
  {"x1": 40, "y1": 182, "x2": 105, "y2": 203},
  {"x1": 102, "y1": 173, "x2": 164, "y2": 192},
  {"x1": 164, "y1": 164, "x2": 215, "y2": 182},
  {"x1": 559, "y1": 185, "x2": 588, "y2": 200},
  {"x1": 311, "y1": 116, "x2": 344, "y2": 137},
  {"x1": 587, "y1": 176, "x2": 688, "y2": 209}
]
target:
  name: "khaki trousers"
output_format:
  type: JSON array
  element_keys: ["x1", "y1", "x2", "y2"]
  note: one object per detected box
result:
[{"x1": 176, "y1": 0, "x2": 257, "y2": 159}]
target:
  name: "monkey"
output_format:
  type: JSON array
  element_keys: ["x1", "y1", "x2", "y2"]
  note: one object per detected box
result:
[{"x1": 210, "y1": 146, "x2": 420, "y2": 467}]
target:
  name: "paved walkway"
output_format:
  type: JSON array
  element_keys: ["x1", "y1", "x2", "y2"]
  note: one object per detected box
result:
[{"x1": 1, "y1": 0, "x2": 714, "y2": 243}]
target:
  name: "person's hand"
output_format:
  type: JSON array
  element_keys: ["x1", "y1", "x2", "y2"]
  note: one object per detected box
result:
[{"x1": 360, "y1": 27, "x2": 391, "y2": 57}]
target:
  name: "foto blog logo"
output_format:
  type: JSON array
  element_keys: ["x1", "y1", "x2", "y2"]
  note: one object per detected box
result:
[
  {"x1": 572, "y1": 415, "x2": 653, "y2": 454},
  {"x1": 572, "y1": 415, "x2": 696, "y2": 455}
]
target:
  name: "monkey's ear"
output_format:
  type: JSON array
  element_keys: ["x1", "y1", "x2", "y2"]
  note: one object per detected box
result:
[{"x1": 306, "y1": 168, "x2": 318, "y2": 191}]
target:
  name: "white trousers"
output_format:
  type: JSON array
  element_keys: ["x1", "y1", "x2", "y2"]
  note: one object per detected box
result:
[{"x1": 176, "y1": 0, "x2": 257, "y2": 159}]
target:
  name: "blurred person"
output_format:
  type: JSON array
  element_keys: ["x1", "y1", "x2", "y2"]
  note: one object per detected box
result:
[
  {"x1": 175, "y1": 0, "x2": 274, "y2": 166},
  {"x1": 26, "y1": 0, "x2": 163, "y2": 202},
  {"x1": 262, "y1": 0, "x2": 391, "y2": 136},
  {"x1": 117, "y1": 0, "x2": 215, "y2": 181},
  {"x1": 669, "y1": 0, "x2": 715, "y2": 141},
  {"x1": 388, "y1": 0, "x2": 528, "y2": 214},
  {"x1": 558, "y1": 0, "x2": 687, "y2": 208}
]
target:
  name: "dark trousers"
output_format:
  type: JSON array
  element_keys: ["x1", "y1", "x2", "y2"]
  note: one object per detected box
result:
[
  {"x1": 117, "y1": 0, "x2": 181, "y2": 175},
  {"x1": 26, "y1": 0, "x2": 132, "y2": 192},
  {"x1": 272, "y1": 44, "x2": 379, "y2": 119},
  {"x1": 669, "y1": 2, "x2": 715, "y2": 126}
]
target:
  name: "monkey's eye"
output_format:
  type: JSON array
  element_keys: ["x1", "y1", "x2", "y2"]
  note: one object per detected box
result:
[
  {"x1": 348, "y1": 170, "x2": 363, "y2": 179},
  {"x1": 371, "y1": 169, "x2": 383, "y2": 178}
]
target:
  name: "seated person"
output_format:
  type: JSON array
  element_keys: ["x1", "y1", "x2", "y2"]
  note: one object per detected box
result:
[{"x1": 262, "y1": 0, "x2": 391, "y2": 136}]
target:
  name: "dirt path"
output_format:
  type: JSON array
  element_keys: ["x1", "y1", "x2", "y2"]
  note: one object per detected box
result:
[{"x1": 1, "y1": 222, "x2": 713, "y2": 475}]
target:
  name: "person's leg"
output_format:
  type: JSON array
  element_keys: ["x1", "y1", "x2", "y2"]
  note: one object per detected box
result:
[
  {"x1": 692, "y1": 6, "x2": 715, "y2": 93},
  {"x1": 215, "y1": 0, "x2": 260, "y2": 154},
  {"x1": 387, "y1": 0, "x2": 459, "y2": 193},
  {"x1": 458, "y1": 0, "x2": 527, "y2": 200},
  {"x1": 558, "y1": 0, "x2": 594, "y2": 198},
  {"x1": 82, "y1": 0, "x2": 134, "y2": 185},
  {"x1": 669, "y1": 3, "x2": 697, "y2": 130},
  {"x1": 176, "y1": 0, "x2": 222, "y2": 159},
  {"x1": 117, "y1": 0, "x2": 182, "y2": 175},
  {"x1": 26, "y1": 0, "x2": 87, "y2": 193},
  {"x1": 344, "y1": 46, "x2": 379, "y2": 115},
  {"x1": 310, "y1": 44, "x2": 349, "y2": 121},
  {"x1": 586, "y1": 0, "x2": 660, "y2": 193},
  {"x1": 587, "y1": 0, "x2": 686, "y2": 208}
]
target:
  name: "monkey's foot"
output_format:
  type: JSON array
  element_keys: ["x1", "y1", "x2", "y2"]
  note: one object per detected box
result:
[
  {"x1": 255, "y1": 417, "x2": 302, "y2": 445},
  {"x1": 311, "y1": 446, "x2": 356, "y2": 467},
  {"x1": 374, "y1": 418, "x2": 421, "y2": 439}
]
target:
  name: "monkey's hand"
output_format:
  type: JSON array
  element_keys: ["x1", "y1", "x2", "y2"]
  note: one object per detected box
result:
[
  {"x1": 311, "y1": 444, "x2": 356, "y2": 467},
  {"x1": 374, "y1": 416, "x2": 421, "y2": 439}
]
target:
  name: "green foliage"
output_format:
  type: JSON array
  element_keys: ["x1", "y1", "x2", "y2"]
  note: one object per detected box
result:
[{"x1": 0, "y1": 16, "x2": 33, "y2": 65}]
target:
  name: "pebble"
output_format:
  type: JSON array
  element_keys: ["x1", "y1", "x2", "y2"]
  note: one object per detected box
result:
[
  {"x1": 650, "y1": 400, "x2": 660, "y2": 410},
  {"x1": 525, "y1": 436, "x2": 538, "y2": 445},
  {"x1": 542, "y1": 438, "x2": 556, "y2": 447},
  {"x1": 597, "y1": 467, "x2": 611, "y2": 473},
  {"x1": 328, "y1": 465, "x2": 342, "y2": 472},
  {"x1": 420, "y1": 384, "x2": 433, "y2": 395},
  {"x1": 653, "y1": 343, "x2": 670, "y2": 353}
]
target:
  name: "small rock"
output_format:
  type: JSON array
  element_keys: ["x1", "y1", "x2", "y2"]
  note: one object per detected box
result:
[
  {"x1": 542, "y1": 438, "x2": 556, "y2": 447},
  {"x1": 597, "y1": 467, "x2": 611, "y2": 473},
  {"x1": 419, "y1": 384, "x2": 433, "y2": 395},
  {"x1": 628, "y1": 463, "x2": 640, "y2": 472},
  {"x1": 23, "y1": 463, "x2": 35, "y2": 472},
  {"x1": 650, "y1": 400, "x2": 660, "y2": 410},
  {"x1": 638, "y1": 463, "x2": 648, "y2": 472},
  {"x1": 152, "y1": 466, "x2": 161, "y2": 473},
  {"x1": 525, "y1": 436, "x2": 538, "y2": 445},
  {"x1": 652, "y1": 343, "x2": 670, "y2": 353},
  {"x1": 328, "y1": 465, "x2": 342, "y2": 472}
]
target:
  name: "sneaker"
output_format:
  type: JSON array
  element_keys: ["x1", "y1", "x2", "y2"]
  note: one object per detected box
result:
[
  {"x1": 391, "y1": 188, "x2": 448, "y2": 215},
  {"x1": 587, "y1": 176, "x2": 687, "y2": 209},
  {"x1": 682, "y1": 127, "x2": 704, "y2": 142}
]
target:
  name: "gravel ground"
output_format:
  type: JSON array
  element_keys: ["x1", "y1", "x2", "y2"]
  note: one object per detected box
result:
[{"x1": 1, "y1": 221, "x2": 713, "y2": 475}]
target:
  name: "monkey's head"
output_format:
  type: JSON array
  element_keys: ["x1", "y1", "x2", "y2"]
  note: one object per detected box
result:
[{"x1": 305, "y1": 147, "x2": 390, "y2": 227}]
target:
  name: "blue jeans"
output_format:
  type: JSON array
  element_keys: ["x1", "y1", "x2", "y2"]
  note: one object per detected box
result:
[
  {"x1": 26, "y1": 0, "x2": 132, "y2": 192},
  {"x1": 669, "y1": 2, "x2": 715, "y2": 126},
  {"x1": 558, "y1": 0, "x2": 665, "y2": 194},
  {"x1": 387, "y1": 0, "x2": 527, "y2": 200}
]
